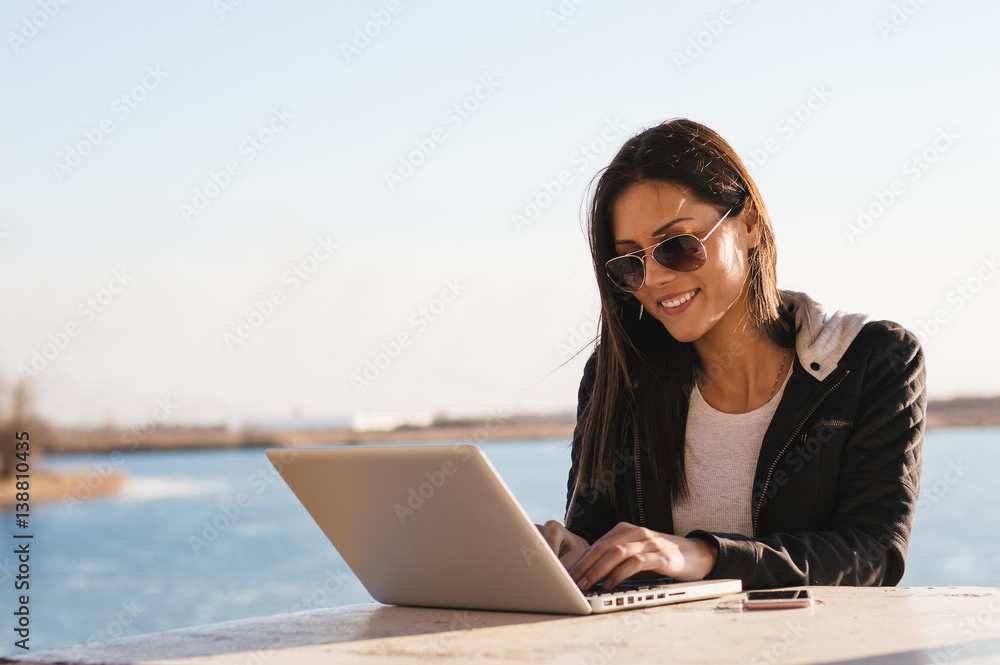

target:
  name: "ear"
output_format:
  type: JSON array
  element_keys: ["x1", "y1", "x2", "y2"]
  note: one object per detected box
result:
[{"x1": 743, "y1": 209, "x2": 761, "y2": 250}]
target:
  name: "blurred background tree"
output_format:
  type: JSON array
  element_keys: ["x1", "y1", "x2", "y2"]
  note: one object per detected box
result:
[{"x1": 0, "y1": 376, "x2": 50, "y2": 478}]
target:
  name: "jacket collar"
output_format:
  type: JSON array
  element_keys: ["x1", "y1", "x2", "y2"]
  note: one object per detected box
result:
[{"x1": 780, "y1": 290, "x2": 872, "y2": 382}]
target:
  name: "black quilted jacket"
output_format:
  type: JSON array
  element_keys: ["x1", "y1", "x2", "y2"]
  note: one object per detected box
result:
[{"x1": 564, "y1": 319, "x2": 926, "y2": 589}]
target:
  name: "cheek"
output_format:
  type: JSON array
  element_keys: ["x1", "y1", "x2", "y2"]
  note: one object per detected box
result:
[{"x1": 710, "y1": 237, "x2": 750, "y2": 287}]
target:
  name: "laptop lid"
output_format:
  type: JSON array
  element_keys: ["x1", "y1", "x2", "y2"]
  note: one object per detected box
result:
[{"x1": 267, "y1": 443, "x2": 593, "y2": 614}]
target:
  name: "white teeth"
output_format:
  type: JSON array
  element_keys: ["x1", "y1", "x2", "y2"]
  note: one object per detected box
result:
[{"x1": 660, "y1": 290, "x2": 696, "y2": 309}]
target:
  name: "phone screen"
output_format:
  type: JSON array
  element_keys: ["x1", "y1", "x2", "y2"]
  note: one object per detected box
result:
[{"x1": 746, "y1": 590, "x2": 810, "y2": 601}]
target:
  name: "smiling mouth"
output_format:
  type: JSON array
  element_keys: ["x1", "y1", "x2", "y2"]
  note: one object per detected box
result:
[{"x1": 659, "y1": 289, "x2": 698, "y2": 309}]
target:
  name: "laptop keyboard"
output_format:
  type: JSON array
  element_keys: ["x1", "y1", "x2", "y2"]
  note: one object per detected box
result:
[{"x1": 582, "y1": 577, "x2": 677, "y2": 597}]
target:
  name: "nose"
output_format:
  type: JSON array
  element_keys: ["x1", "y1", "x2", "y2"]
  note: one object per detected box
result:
[{"x1": 641, "y1": 252, "x2": 678, "y2": 289}]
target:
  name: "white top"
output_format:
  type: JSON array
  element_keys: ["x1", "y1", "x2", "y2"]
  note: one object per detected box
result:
[{"x1": 671, "y1": 369, "x2": 791, "y2": 538}]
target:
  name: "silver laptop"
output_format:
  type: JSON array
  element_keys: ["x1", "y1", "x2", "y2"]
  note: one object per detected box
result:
[{"x1": 266, "y1": 443, "x2": 741, "y2": 614}]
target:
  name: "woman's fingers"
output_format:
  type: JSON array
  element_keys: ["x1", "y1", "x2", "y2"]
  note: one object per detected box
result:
[
  {"x1": 535, "y1": 520, "x2": 563, "y2": 551},
  {"x1": 567, "y1": 523, "x2": 622, "y2": 577},
  {"x1": 533, "y1": 521, "x2": 703, "y2": 589},
  {"x1": 569, "y1": 523, "x2": 688, "y2": 590},
  {"x1": 592, "y1": 551, "x2": 660, "y2": 590},
  {"x1": 536, "y1": 521, "x2": 590, "y2": 569},
  {"x1": 571, "y1": 529, "x2": 660, "y2": 589}
]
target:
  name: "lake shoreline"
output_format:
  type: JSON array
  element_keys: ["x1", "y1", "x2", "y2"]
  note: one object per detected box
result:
[
  {"x1": 26, "y1": 396, "x2": 1000, "y2": 456},
  {"x1": 40, "y1": 413, "x2": 578, "y2": 455}
]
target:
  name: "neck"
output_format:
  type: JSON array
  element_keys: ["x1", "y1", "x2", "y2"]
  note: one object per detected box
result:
[{"x1": 692, "y1": 310, "x2": 790, "y2": 414}]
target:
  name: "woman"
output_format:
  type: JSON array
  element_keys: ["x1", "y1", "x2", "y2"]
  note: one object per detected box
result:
[{"x1": 538, "y1": 118, "x2": 925, "y2": 591}]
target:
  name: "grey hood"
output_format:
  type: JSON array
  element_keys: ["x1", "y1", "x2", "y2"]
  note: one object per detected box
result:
[{"x1": 781, "y1": 290, "x2": 873, "y2": 382}]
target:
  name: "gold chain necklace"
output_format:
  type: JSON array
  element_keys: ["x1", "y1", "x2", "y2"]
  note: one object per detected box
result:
[{"x1": 769, "y1": 350, "x2": 789, "y2": 401}]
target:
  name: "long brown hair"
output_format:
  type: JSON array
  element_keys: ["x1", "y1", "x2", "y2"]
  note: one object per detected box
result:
[{"x1": 574, "y1": 118, "x2": 793, "y2": 506}]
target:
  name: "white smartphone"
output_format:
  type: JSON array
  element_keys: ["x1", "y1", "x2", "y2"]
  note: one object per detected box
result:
[{"x1": 743, "y1": 589, "x2": 814, "y2": 610}]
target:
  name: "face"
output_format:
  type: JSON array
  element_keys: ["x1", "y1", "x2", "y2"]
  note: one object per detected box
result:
[{"x1": 610, "y1": 180, "x2": 759, "y2": 345}]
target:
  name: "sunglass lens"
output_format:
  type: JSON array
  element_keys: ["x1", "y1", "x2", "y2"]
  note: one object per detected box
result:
[
  {"x1": 607, "y1": 256, "x2": 644, "y2": 291},
  {"x1": 653, "y1": 235, "x2": 706, "y2": 272}
]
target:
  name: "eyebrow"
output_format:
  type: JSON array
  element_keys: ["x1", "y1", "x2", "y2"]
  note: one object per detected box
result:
[{"x1": 614, "y1": 217, "x2": 695, "y2": 246}]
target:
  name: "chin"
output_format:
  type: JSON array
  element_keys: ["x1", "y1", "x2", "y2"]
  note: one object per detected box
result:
[
  {"x1": 652, "y1": 316, "x2": 702, "y2": 343},
  {"x1": 664, "y1": 327, "x2": 702, "y2": 344}
]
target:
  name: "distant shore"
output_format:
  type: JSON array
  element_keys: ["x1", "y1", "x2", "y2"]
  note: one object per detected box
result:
[
  {"x1": 923, "y1": 396, "x2": 1000, "y2": 429},
  {"x1": 29, "y1": 397, "x2": 1000, "y2": 456},
  {"x1": 40, "y1": 412, "x2": 578, "y2": 455}
]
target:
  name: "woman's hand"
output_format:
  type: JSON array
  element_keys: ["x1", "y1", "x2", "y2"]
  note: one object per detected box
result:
[
  {"x1": 567, "y1": 522, "x2": 718, "y2": 590},
  {"x1": 536, "y1": 520, "x2": 591, "y2": 570}
]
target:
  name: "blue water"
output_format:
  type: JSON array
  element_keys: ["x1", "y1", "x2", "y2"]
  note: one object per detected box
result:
[{"x1": 0, "y1": 430, "x2": 997, "y2": 656}]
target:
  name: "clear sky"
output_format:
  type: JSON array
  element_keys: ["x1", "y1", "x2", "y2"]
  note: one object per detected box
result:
[{"x1": 1, "y1": 0, "x2": 998, "y2": 429}]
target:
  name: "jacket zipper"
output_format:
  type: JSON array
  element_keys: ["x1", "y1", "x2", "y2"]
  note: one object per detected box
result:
[
  {"x1": 816, "y1": 418, "x2": 853, "y2": 428},
  {"x1": 631, "y1": 408, "x2": 647, "y2": 528},
  {"x1": 800, "y1": 418, "x2": 853, "y2": 441},
  {"x1": 752, "y1": 369, "x2": 850, "y2": 536}
]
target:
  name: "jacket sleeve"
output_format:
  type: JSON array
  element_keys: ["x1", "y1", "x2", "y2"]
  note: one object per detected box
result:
[
  {"x1": 689, "y1": 324, "x2": 925, "y2": 588},
  {"x1": 564, "y1": 351, "x2": 620, "y2": 544}
]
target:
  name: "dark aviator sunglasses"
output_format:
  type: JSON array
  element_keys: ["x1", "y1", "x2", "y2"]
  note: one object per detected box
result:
[{"x1": 605, "y1": 208, "x2": 733, "y2": 293}]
